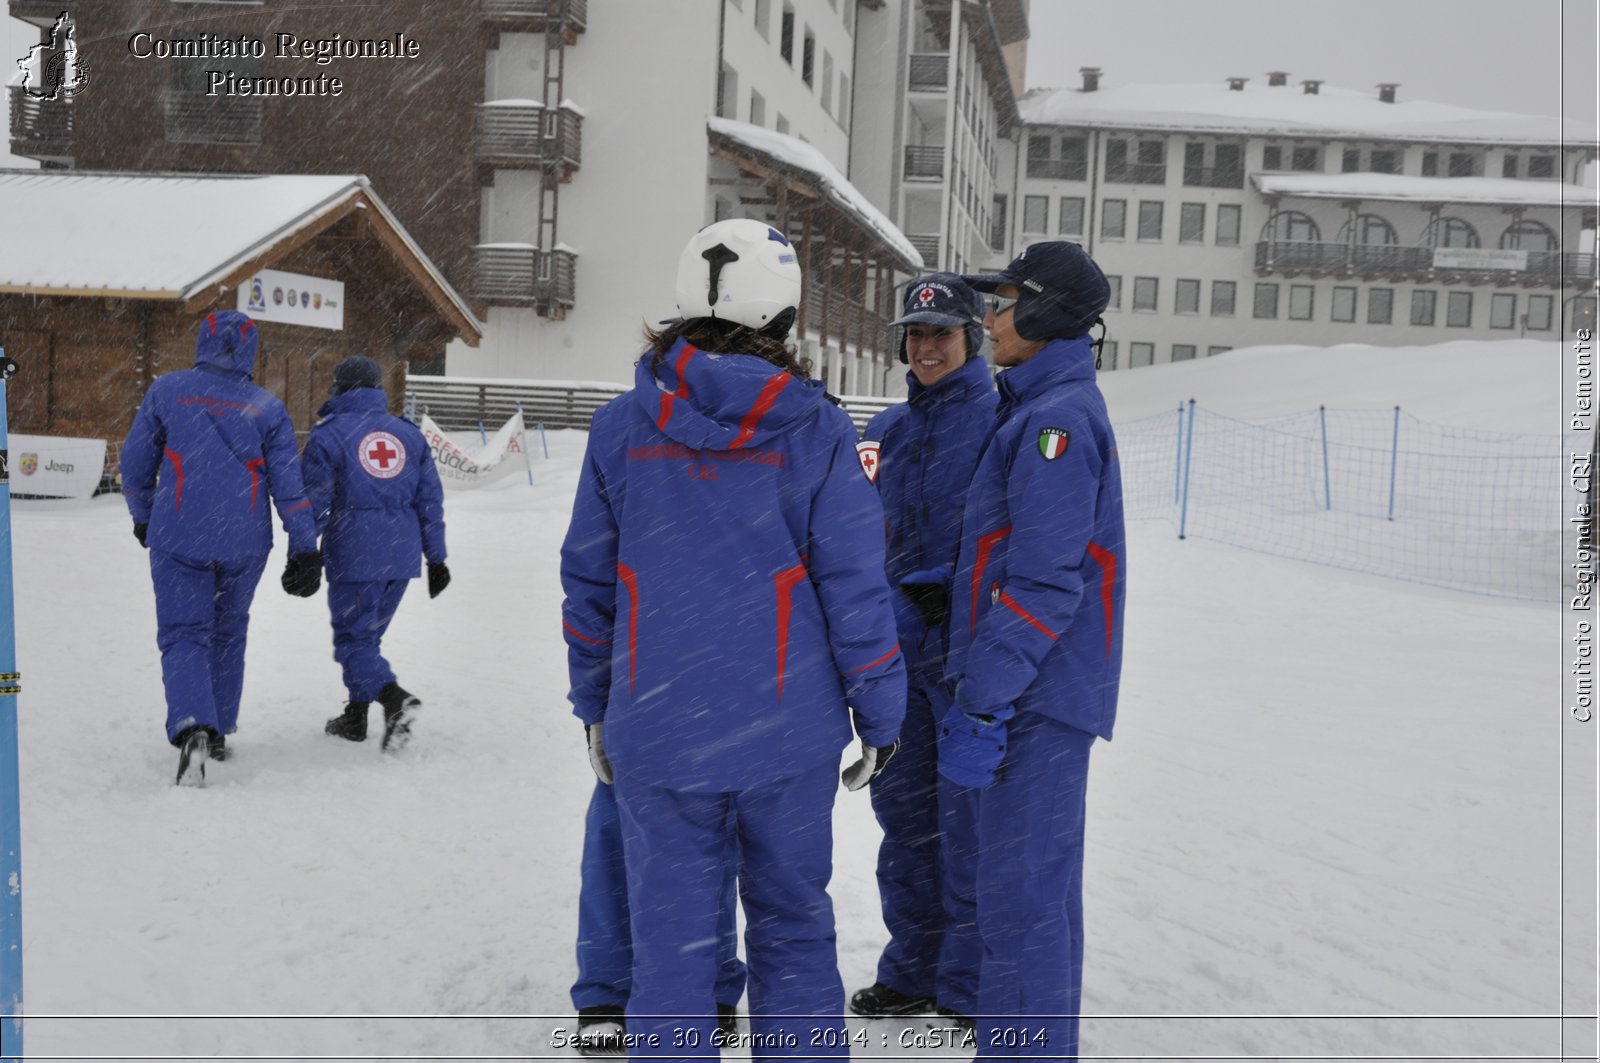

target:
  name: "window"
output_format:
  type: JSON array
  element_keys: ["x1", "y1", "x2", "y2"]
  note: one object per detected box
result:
[
  {"x1": 1215, "y1": 204, "x2": 1241, "y2": 246},
  {"x1": 1185, "y1": 142, "x2": 1244, "y2": 188},
  {"x1": 1102, "y1": 199, "x2": 1127, "y2": 239},
  {"x1": 169, "y1": 36, "x2": 264, "y2": 145},
  {"x1": 1179, "y1": 203, "x2": 1205, "y2": 243},
  {"x1": 1502, "y1": 154, "x2": 1519, "y2": 178},
  {"x1": 1291, "y1": 145, "x2": 1320, "y2": 171},
  {"x1": 1175, "y1": 278, "x2": 1200, "y2": 314},
  {"x1": 1058, "y1": 197, "x2": 1085, "y2": 236},
  {"x1": 1253, "y1": 282, "x2": 1279, "y2": 319},
  {"x1": 1137, "y1": 201, "x2": 1164, "y2": 241},
  {"x1": 1059, "y1": 137, "x2": 1088, "y2": 181},
  {"x1": 1172, "y1": 344, "x2": 1197, "y2": 361},
  {"x1": 775, "y1": 113, "x2": 789, "y2": 135},
  {"x1": 1368, "y1": 287, "x2": 1394, "y2": 324},
  {"x1": 1027, "y1": 135, "x2": 1088, "y2": 180},
  {"x1": 1410, "y1": 289, "x2": 1437, "y2": 326},
  {"x1": 1331, "y1": 286, "x2": 1357, "y2": 322},
  {"x1": 1211, "y1": 280, "x2": 1236, "y2": 316},
  {"x1": 1288, "y1": 284, "x2": 1315, "y2": 320},
  {"x1": 1490, "y1": 293, "x2": 1517, "y2": 329},
  {"x1": 1500, "y1": 219, "x2": 1558, "y2": 251},
  {"x1": 1132, "y1": 277, "x2": 1159, "y2": 312},
  {"x1": 1430, "y1": 217, "x2": 1480, "y2": 248},
  {"x1": 1446, "y1": 291, "x2": 1473, "y2": 327},
  {"x1": 821, "y1": 51, "x2": 833, "y2": 111},
  {"x1": 1370, "y1": 149, "x2": 1398, "y2": 174},
  {"x1": 1129, "y1": 342, "x2": 1155, "y2": 368},
  {"x1": 1106, "y1": 138, "x2": 1166, "y2": 183},
  {"x1": 1447, "y1": 151, "x2": 1477, "y2": 177},
  {"x1": 839, "y1": 74, "x2": 850, "y2": 119},
  {"x1": 1527, "y1": 294, "x2": 1554, "y2": 330},
  {"x1": 1100, "y1": 341, "x2": 1118, "y2": 369},
  {"x1": 750, "y1": 89, "x2": 766, "y2": 126},
  {"x1": 1346, "y1": 213, "x2": 1398, "y2": 245},
  {"x1": 1214, "y1": 143, "x2": 1243, "y2": 186},
  {"x1": 1342, "y1": 147, "x2": 1361, "y2": 173},
  {"x1": 718, "y1": 62, "x2": 739, "y2": 118},
  {"x1": 1207, "y1": 346, "x2": 1232, "y2": 357},
  {"x1": 801, "y1": 28, "x2": 815, "y2": 85},
  {"x1": 780, "y1": 3, "x2": 794, "y2": 63},
  {"x1": 1105, "y1": 275, "x2": 1122, "y2": 310},
  {"x1": 1262, "y1": 145, "x2": 1283, "y2": 170},
  {"x1": 1022, "y1": 195, "x2": 1048, "y2": 234},
  {"x1": 1529, "y1": 155, "x2": 1556, "y2": 178},
  {"x1": 1277, "y1": 210, "x2": 1321, "y2": 242},
  {"x1": 1421, "y1": 151, "x2": 1438, "y2": 176},
  {"x1": 755, "y1": 0, "x2": 770, "y2": 38}
]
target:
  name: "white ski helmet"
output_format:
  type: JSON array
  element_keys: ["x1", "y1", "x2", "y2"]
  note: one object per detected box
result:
[{"x1": 674, "y1": 218, "x2": 802, "y2": 335}]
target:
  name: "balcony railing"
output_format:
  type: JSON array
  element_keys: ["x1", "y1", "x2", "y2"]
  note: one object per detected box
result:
[
  {"x1": 1182, "y1": 165, "x2": 1244, "y2": 189},
  {"x1": 908, "y1": 52, "x2": 948, "y2": 92},
  {"x1": 8, "y1": 84, "x2": 71, "y2": 156},
  {"x1": 163, "y1": 89, "x2": 262, "y2": 146},
  {"x1": 907, "y1": 233, "x2": 941, "y2": 264},
  {"x1": 802, "y1": 287, "x2": 892, "y2": 359},
  {"x1": 1026, "y1": 159, "x2": 1088, "y2": 182},
  {"x1": 1104, "y1": 162, "x2": 1166, "y2": 185},
  {"x1": 1255, "y1": 241, "x2": 1598, "y2": 285},
  {"x1": 477, "y1": 101, "x2": 583, "y2": 179},
  {"x1": 475, "y1": 243, "x2": 577, "y2": 316},
  {"x1": 903, "y1": 144, "x2": 944, "y2": 181},
  {"x1": 481, "y1": 0, "x2": 587, "y2": 35}
]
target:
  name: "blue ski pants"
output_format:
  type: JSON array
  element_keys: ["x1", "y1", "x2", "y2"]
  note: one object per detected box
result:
[
  {"x1": 615, "y1": 760, "x2": 845, "y2": 1062},
  {"x1": 149, "y1": 548, "x2": 268, "y2": 744},
  {"x1": 571, "y1": 779, "x2": 746, "y2": 1012},
  {"x1": 327, "y1": 579, "x2": 409, "y2": 701}
]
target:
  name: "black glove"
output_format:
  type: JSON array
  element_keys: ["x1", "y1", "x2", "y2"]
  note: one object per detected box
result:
[
  {"x1": 841, "y1": 737, "x2": 899, "y2": 792},
  {"x1": 586, "y1": 723, "x2": 614, "y2": 785},
  {"x1": 427, "y1": 561, "x2": 451, "y2": 599},
  {"x1": 132, "y1": 523, "x2": 149, "y2": 549},
  {"x1": 281, "y1": 551, "x2": 323, "y2": 598},
  {"x1": 899, "y1": 582, "x2": 949, "y2": 628}
]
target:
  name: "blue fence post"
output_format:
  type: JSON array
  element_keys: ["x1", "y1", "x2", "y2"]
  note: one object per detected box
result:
[
  {"x1": 539, "y1": 421, "x2": 549, "y2": 460},
  {"x1": 0, "y1": 348, "x2": 25, "y2": 1062},
  {"x1": 1387, "y1": 405, "x2": 1401, "y2": 521},
  {"x1": 1173, "y1": 402, "x2": 1185, "y2": 505},
  {"x1": 1178, "y1": 398, "x2": 1197, "y2": 540},
  {"x1": 478, "y1": 420, "x2": 488, "y2": 447},
  {"x1": 1318, "y1": 405, "x2": 1332, "y2": 511}
]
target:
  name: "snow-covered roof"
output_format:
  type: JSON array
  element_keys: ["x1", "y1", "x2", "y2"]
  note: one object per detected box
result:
[
  {"x1": 1021, "y1": 81, "x2": 1597, "y2": 148},
  {"x1": 708, "y1": 117, "x2": 923, "y2": 272},
  {"x1": 1253, "y1": 171, "x2": 1599, "y2": 208},
  {"x1": 0, "y1": 170, "x2": 481, "y2": 338}
]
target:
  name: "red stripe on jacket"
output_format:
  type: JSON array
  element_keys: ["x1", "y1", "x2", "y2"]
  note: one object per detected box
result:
[
  {"x1": 850, "y1": 644, "x2": 902, "y2": 673},
  {"x1": 563, "y1": 620, "x2": 612, "y2": 646},
  {"x1": 969, "y1": 525, "x2": 1012, "y2": 636},
  {"x1": 773, "y1": 561, "x2": 809, "y2": 700},
  {"x1": 617, "y1": 563, "x2": 640, "y2": 695},
  {"x1": 656, "y1": 344, "x2": 699, "y2": 432},
  {"x1": 246, "y1": 458, "x2": 265, "y2": 513},
  {"x1": 163, "y1": 448, "x2": 185, "y2": 511},
  {"x1": 1086, "y1": 542, "x2": 1117, "y2": 657},
  {"x1": 998, "y1": 590, "x2": 1057, "y2": 641},
  {"x1": 730, "y1": 373, "x2": 791, "y2": 450}
]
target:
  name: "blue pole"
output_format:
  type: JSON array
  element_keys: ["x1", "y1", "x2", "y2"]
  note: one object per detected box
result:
[
  {"x1": 0, "y1": 348, "x2": 25, "y2": 1061},
  {"x1": 1318, "y1": 405, "x2": 1332, "y2": 511},
  {"x1": 1387, "y1": 405, "x2": 1401, "y2": 521},
  {"x1": 1178, "y1": 398, "x2": 1197, "y2": 540},
  {"x1": 1173, "y1": 402, "x2": 1184, "y2": 505},
  {"x1": 539, "y1": 421, "x2": 549, "y2": 460},
  {"x1": 478, "y1": 420, "x2": 488, "y2": 447}
]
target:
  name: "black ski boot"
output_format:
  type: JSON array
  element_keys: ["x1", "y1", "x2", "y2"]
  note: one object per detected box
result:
[
  {"x1": 574, "y1": 1004, "x2": 626, "y2": 1056},
  {"x1": 175, "y1": 727, "x2": 211, "y2": 788},
  {"x1": 377, "y1": 682, "x2": 420, "y2": 752},
  {"x1": 848, "y1": 982, "x2": 934, "y2": 1018},
  {"x1": 325, "y1": 701, "x2": 370, "y2": 742},
  {"x1": 209, "y1": 733, "x2": 230, "y2": 761}
]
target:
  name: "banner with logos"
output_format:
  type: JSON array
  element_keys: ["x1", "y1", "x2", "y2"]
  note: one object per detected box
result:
[
  {"x1": 238, "y1": 268, "x2": 346, "y2": 330},
  {"x1": 1431, "y1": 247, "x2": 1528, "y2": 272},
  {"x1": 419, "y1": 412, "x2": 528, "y2": 490},
  {"x1": 8, "y1": 434, "x2": 105, "y2": 499}
]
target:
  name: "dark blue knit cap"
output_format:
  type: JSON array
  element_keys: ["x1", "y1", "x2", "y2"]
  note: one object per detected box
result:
[
  {"x1": 962, "y1": 242, "x2": 1110, "y2": 342},
  {"x1": 330, "y1": 355, "x2": 383, "y2": 396}
]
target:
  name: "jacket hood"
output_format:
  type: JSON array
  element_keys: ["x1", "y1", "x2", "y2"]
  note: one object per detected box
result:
[
  {"x1": 193, "y1": 311, "x2": 259, "y2": 377},
  {"x1": 315, "y1": 387, "x2": 388, "y2": 421},
  {"x1": 632, "y1": 337, "x2": 825, "y2": 451}
]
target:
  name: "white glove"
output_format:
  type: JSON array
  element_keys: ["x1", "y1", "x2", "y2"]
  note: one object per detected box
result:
[
  {"x1": 586, "y1": 723, "x2": 614, "y2": 785},
  {"x1": 841, "y1": 738, "x2": 899, "y2": 792}
]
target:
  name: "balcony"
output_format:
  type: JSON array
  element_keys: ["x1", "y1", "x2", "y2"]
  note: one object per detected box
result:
[
  {"x1": 1104, "y1": 162, "x2": 1166, "y2": 185},
  {"x1": 9, "y1": 1, "x2": 73, "y2": 28},
  {"x1": 477, "y1": 101, "x2": 583, "y2": 180},
  {"x1": 8, "y1": 83, "x2": 71, "y2": 160},
  {"x1": 481, "y1": 0, "x2": 587, "y2": 39},
  {"x1": 1182, "y1": 165, "x2": 1244, "y2": 189},
  {"x1": 475, "y1": 243, "x2": 577, "y2": 317},
  {"x1": 163, "y1": 89, "x2": 262, "y2": 146},
  {"x1": 1255, "y1": 241, "x2": 1598, "y2": 286},
  {"x1": 908, "y1": 52, "x2": 948, "y2": 93},
  {"x1": 903, "y1": 144, "x2": 944, "y2": 182},
  {"x1": 801, "y1": 286, "x2": 891, "y2": 353},
  {"x1": 1026, "y1": 159, "x2": 1088, "y2": 182}
]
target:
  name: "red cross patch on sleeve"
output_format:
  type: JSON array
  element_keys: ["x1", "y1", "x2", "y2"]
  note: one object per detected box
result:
[{"x1": 856, "y1": 440, "x2": 881, "y2": 484}]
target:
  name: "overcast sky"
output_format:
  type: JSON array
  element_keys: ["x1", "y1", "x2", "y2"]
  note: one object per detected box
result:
[{"x1": 1025, "y1": 0, "x2": 1599, "y2": 129}]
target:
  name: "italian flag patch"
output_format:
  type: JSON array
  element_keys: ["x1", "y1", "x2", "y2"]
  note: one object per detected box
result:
[{"x1": 1038, "y1": 427, "x2": 1070, "y2": 460}]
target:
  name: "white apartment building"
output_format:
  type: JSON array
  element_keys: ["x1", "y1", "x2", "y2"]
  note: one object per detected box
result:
[{"x1": 1007, "y1": 71, "x2": 1599, "y2": 370}]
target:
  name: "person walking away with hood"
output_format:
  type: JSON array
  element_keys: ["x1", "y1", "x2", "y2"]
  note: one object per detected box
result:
[
  {"x1": 121, "y1": 310, "x2": 322, "y2": 786},
  {"x1": 940, "y1": 242, "x2": 1126, "y2": 1061},
  {"x1": 850, "y1": 274, "x2": 995, "y2": 1031},
  {"x1": 301, "y1": 356, "x2": 448, "y2": 752},
  {"x1": 560, "y1": 218, "x2": 906, "y2": 1060}
]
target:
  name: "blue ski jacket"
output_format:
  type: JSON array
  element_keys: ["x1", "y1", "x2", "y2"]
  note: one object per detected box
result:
[
  {"x1": 945, "y1": 336, "x2": 1126, "y2": 740},
  {"x1": 862, "y1": 355, "x2": 996, "y2": 678},
  {"x1": 561, "y1": 338, "x2": 907, "y2": 793},
  {"x1": 300, "y1": 388, "x2": 447, "y2": 583},
  {"x1": 121, "y1": 312, "x2": 317, "y2": 562}
]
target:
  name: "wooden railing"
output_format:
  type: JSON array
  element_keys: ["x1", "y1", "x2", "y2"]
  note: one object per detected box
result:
[
  {"x1": 474, "y1": 244, "x2": 578, "y2": 315},
  {"x1": 163, "y1": 89, "x2": 262, "y2": 146},
  {"x1": 477, "y1": 102, "x2": 583, "y2": 176},
  {"x1": 7, "y1": 84, "x2": 71, "y2": 152}
]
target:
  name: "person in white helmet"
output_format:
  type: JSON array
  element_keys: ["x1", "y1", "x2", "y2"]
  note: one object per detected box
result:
[{"x1": 559, "y1": 218, "x2": 906, "y2": 1057}]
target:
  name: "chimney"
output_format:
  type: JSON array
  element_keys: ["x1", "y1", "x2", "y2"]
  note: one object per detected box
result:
[
  {"x1": 1301, "y1": 79, "x2": 1322, "y2": 95},
  {"x1": 1267, "y1": 71, "x2": 1289, "y2": 87},
  {"x1": 1378, "y1": 82, "x2": 1399, "y2": 104},
  {"x1": 1080, "y1": 67, "x2": 1101, "y2": 93},
  {"x1": 1227, "y1": 77, "x2": 1248, "y2": 92}
]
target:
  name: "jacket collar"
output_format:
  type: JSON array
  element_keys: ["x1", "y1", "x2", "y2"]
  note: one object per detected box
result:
[
  {"x1": 316, "y1": 387, "x2": 388, "y2": 420},
  {"x1": 907, "y1": 352, "x2": 994, "y2": 407},
  {"x1": 995, "y1": 336, "x2": 1096, "y2": 408}
]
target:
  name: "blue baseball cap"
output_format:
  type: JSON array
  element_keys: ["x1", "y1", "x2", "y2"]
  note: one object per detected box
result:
[
  {"x1": 890, "y1": 272, "x2": 985, "y2": 328},
  {"x1": 962, "y1": 242, "x2": 1110, "y2": 341}
]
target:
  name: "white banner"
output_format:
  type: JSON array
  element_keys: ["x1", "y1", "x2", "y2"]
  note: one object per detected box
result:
[
  {"x1": 419, "y1": 411, "x2": 527, "y2": 489},
  {"x1": 238, "y1": 267, "x2": 346, "y2": 330},
  {"x1": 9, "y1": 433, "x2": 106, "y2": 499},
  {"x1": 1431, "y1": 247, "x2": 1528, "y2": 272}
]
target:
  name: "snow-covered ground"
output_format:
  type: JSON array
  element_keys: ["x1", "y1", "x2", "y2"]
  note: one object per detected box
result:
[{"x1": 8, "y1": 340, "x2": 1578, "y2": 1060}]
